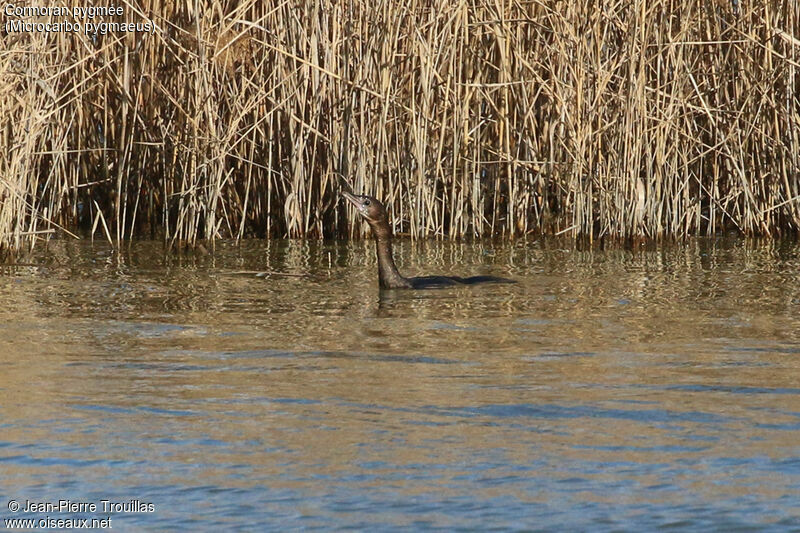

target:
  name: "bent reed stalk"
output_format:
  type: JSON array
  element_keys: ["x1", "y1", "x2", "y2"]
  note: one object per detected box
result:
[{"x1": 1, "y1": 0, "x2": 799, "y2": 255}]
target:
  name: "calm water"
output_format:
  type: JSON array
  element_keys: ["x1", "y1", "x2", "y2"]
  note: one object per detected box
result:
[{"x1": 1, "y1": 238, "x2": 799, "y2": 531}]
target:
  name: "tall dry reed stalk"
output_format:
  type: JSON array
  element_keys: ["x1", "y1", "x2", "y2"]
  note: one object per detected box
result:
[{"x1": 1, "y1": 0, "x2": 799, "y2": 256}]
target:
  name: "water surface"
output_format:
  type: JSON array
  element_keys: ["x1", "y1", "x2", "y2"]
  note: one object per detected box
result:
[{"x1": 1, "y1": 238, "x2": 799, "y2": 531}]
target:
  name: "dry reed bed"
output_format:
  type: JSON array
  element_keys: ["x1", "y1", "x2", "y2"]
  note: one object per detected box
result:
[{"x1": 1, "y1": 0, "x2": 799, "y2": 255}]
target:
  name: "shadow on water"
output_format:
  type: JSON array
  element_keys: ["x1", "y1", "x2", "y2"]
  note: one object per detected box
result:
[{"x1": 0, "y1": 238, "x2": 799, "y2": 530}]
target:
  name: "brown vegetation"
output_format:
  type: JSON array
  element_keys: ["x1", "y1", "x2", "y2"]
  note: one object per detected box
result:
[{"x1": 1, "y1": 0, "x2": 799, "y2": 255}]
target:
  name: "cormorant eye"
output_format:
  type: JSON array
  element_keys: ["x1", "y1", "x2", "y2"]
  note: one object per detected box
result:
[{"x1": 363, "y1": 199, "x2": 371, "y2": 206}]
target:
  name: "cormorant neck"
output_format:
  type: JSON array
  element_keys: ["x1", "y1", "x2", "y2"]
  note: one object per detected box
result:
[{"x1": 371, "y1": 220, "x2": 412, "y2": 289}]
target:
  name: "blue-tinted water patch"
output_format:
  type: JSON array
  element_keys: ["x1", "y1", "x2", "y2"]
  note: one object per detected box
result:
[
  {"x1": 754, "y1": 422, "x2": 800, "y2": 430},
  {"x1": 423, "y1": 403, "x2": 736, "y2": 425},
  {"x1": 313, "y1": 350, "x2": 460, "y2": 365},
  {"x1": 0, "y1": 454, "x2": 108, "y2": 468},
  {"x1": 514, "y1": 318, "x2": 553, "y2": 326},
  {"x1": 573, "y1": 444, "x2": 710, "y2": 453},
  {"x1": 70, "y1": 404, "x2": 138, "y2": 415},
  {"x1": 268, "y1": 397, "x2": 323, "y2": 405},
  {"x1": 525, "y1": 351, "x2": 595, "y2": 359},
  {"x1": 428, "y1": 322, "x2": 478, "y2": 331},
  {"x1": 726, "y1": 345, "x2": 800, "y2": 354}
]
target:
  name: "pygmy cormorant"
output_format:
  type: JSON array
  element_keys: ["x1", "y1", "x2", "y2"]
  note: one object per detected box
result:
[{"x1": 342, "y1": 191, "x2": 515, "y2": 289}]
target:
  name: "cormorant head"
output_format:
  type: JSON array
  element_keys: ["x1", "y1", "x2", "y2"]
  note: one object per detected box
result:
[{"x1": 342, "y1": 191, "x2": 388, "y2": 225}]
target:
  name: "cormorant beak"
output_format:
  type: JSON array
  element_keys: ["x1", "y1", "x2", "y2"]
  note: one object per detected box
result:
[
  {"x1": 341, "y1": 191, "x2": 360, "y2": 209},
  {"x1": 341, "y1": 191, "x2": 377, "y2": 223}
]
